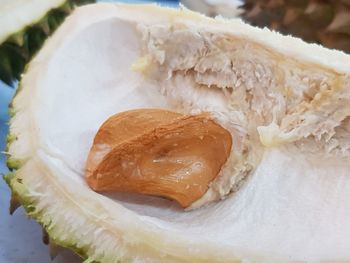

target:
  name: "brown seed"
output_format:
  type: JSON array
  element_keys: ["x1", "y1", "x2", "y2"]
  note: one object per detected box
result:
[{"x1": 85, "y1": 109, "x2": 232, "y2": 208}]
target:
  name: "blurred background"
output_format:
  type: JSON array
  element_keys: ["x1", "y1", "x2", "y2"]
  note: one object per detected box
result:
[{"x1": 0, "y1": 0, "x2": 349, "y2": 262}]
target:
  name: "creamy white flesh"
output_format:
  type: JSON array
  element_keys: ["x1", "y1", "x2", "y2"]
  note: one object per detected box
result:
[{"x1": 9, "y1": 3, "x2": 350, "y2": 262}]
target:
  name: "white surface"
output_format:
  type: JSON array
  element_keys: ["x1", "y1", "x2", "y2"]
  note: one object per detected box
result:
[{"x1": 0, "y1": 85, "x2": 81, "y2": 263}]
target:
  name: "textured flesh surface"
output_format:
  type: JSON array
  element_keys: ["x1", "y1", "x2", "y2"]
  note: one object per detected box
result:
[{"x1": 7, "y1": 3, "x2": 350, "y2": 262}]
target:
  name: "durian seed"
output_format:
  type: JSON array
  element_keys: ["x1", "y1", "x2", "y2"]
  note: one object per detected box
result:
[{"x1": 85, "y1": 109, "x2": 232, "y2": 208}]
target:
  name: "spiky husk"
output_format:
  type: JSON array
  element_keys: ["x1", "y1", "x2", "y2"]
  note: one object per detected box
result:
[
  {"x1": 4, "y1": 171, "x2": 94, "y2": 261},
  {"x1": 3, "y1": 1, "x2": 95, "y2": 260},
  {"x1": 0, "y1": 0, "x2": 94, "y2": 86},
  {"x1": 242, "y1": 0, "x2": 350, "y2": 53}
]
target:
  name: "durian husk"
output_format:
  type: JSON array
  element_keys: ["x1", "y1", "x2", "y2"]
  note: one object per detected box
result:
[
  {"x1": 0, "y1": 0, "x2": 94, "y2": 86},
  {"x1": 242, "y1": 0, "x2": 350, "y2": 53},
  {"x1": 181, "y1": 0, "x2": 350, "y2": 53}
]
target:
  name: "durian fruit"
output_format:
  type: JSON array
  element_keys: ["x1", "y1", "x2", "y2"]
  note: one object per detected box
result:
[
  {"x1": 5, "y1": 3, "x2": 350, "y2": 262},
  {"x1": 180, "y1": 0, "x2": 243, "y2": 18},
  {"x1": 0, "y1": 0, "x2": 94, "y2": 86},
  {"x1": 242, "y1": 0, "x2": 350, "y2": 53}
]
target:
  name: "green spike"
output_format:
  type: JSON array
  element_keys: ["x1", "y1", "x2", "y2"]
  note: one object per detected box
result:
[
  {"x1": 60, "y1": 1, "x2": 73, "y2": 14},
  {"x1": 341, "y1": 0, "x2": 350, "y2": 6},
  {"x1": 287, "y1": 0, "x2": 308, "y2": 8},
  {"x1": 304, "y1": 1, "x2": 334, "y2": 28},
  {"x1": 7, "y1": 32, "x2": 24, "y2": 47},
  {"x1": 6, "y1": 133, "x2": 17, "y2": 145},
  {"x1": 0, "y1": 0, "x2": 96, "y2": 85},
  {"x1": 9, "y1": 193, "x2": 21, "y2": 215},
  {"x1": 42, "y1": 228, "x2": 50, "y2": 245},
  {"x1": 8, "y1": 107, "x2": 16, "y2": 118},
  {"x1": 326, "y1": 12, "x2": 350, "y2": 35},
  {"x1": 49, "y1": 239, "x2": 63, "y2": 260},
  {"x1": 6, "y1": 158, "x2": 22, "y2": 170},
  {"x1": 319, "y1": 32, "x2": 350, "y2": 53},
  {"x1": 39, "y1": 17, "x2": 51, "y2": 35}
]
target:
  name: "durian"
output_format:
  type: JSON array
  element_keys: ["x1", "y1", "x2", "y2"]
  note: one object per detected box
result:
[
  {"x1": 5, "y1": 3, "x2": 350, "y2": 262},
  {"x1": 242, "y1": 0, "x2": 350, "y2": 53},
  {"x1": 181, "y1": 0, "x2": 350, "y2": 53},
  {"x1": 0, "y1": 0, "x2": 94, "y2": 86}
]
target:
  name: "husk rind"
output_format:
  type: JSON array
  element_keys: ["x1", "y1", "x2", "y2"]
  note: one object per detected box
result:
[
  {"x1": 6, "y1": 158, "x2": 22, "y2": 170},
  {"x1": 3, "y1": 2, "x2": 97, "y2": 261},
  {"x1": 0, "y1": 0, "x2": 94, "y2": 86},
  {"x1": 5, "y1": 85, "x2": 98, "y2": 257},
  {"x1": 4, "y1": 170, "x2": 96, "y2": 261},
  {"x1": 241, "y1": 0, "x2": 350, "y2": 53}
]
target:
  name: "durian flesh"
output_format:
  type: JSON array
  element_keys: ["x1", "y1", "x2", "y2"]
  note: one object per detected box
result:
[{"x1": 6, "y1": 3, "x2": 350, "y2": 262}]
